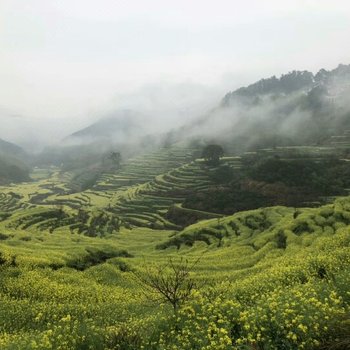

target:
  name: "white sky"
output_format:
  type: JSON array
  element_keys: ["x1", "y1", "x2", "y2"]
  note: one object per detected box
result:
[{"x1": 0, "y1": 0, "x2": 350, "y2": 146}]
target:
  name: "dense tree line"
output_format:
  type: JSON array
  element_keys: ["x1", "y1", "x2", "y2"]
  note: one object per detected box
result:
[{"x1": 183, "y1": 157, "x2": 350, "y2": 215}]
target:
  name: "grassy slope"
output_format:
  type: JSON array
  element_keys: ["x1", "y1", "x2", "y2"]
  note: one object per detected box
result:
[
  {"x1": 0, "y1": 144, "x2": 349, "y2": 349},
  {"x1": 0, "y1": 202, "x2": 349, "y2": 349}
]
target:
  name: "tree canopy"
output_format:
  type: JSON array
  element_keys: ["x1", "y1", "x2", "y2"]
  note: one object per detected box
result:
[
  {"x1": 202, "y1": 144, "x2": 224, "y2": 165},
  {"x1": 108, "y1": 151, "x2": 121, "y2": 168}
]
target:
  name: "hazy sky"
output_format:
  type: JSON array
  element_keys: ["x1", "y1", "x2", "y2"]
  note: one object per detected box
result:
[{"x1": 0, "y1": 0, "x2": 350, "y2": 146}]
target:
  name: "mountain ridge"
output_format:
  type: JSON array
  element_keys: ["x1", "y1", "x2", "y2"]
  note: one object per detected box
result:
[{"x1": 221, "y1": 63, "x2": 350, "y2": 106}]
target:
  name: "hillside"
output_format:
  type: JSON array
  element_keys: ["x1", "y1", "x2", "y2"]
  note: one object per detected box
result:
[
  {"x1": 183, "y1": 133, "x2": 350, "y2": 214},
  {"x1": 35, "y1": 110, "x2": 158, "y2": 183},
  {"x1": 0, "y1": 136, "x2": 350, "y2": 349},
  {"x1": 0, "y1": 138, "x2": 26, "y2": 158},
  {"x1": 66, "y1": 110, "x2": 145, "y2": 144},
  {"x1": 0, "y1": 138, "x2": 30, "y2": 185},
  {"x1": 221, "y1": 64, "x2": 350, "y2": 105},
  {"x1": 0, "y1": 185, "x2": 349, "y2": 349},
  {"x1": 169, "y1": 64, "x2": 350, "y2": 154}
]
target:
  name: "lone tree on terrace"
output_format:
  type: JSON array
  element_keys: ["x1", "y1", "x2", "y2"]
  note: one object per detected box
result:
[
  {"x1": 202, "y1": 144, "x2": 224, "y2": 165},
  {"x1": 134, "y1": 257, "x2": 199, "y2": 313},
  {"x1": 108, "y1": 151, "x2": 121, "y2": 169}
]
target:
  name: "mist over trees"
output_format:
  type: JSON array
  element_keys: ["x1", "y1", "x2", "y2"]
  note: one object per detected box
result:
[
  {"x1": 165, "y1": 64, "x2": 350, "y2": 155},
  {"x1": 201, "y1": 144, "x2": 224, "y2": 165}
]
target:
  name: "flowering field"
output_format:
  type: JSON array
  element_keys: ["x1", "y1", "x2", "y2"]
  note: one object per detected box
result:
[
  {"x1": 0, "y1": 194, "x2": 349, "y2": 349},
  {"x1": 0, "y1": 150, "x2": 349, "y2": 350}
]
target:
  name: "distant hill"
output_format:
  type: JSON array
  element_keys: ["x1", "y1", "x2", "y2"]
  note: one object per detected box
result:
[
  {"x1": 39, "y1": 109, "x2": 160, "y2": 174},
  {"x1": 33, "y1": 111, "x2": 159, "y2": 184},
  {"x1": 0, "y1": 138, "x2": 30, "y2": 184},
  {"x1": 66, "y1": 110, "x2": 144, "y2": 144},
  {"x1": 0, "y1": 138, "x2": 26, "y2": 158},
  {"x1": 170, "y1": 63, "x2": 350, "y2": 153},
  {"x1": 221, "y1": 63, "x2": 350, "y2": 106}
]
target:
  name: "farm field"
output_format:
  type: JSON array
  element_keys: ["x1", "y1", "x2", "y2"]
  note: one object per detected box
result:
[{"x1": 0, "y1": 142, "x2": 349, "y2": 350}]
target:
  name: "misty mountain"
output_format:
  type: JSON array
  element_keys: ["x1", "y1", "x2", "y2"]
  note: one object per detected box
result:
[
  {"x1": 0, "y1": 138, "x2": 30, "y2": 184},
  {"x1": 221, "y1": 64, "x2": 350, "y2": 106},
  {"x1": 221, "y1": 70, "x2": 314, "y2": 106},
  {"x1": 28, "y1": 64, "x2": 350, "y2": 173},
  {"x1": 171, "y1": 64, "x2": 350, "y2": 153},
  {"x1": 66, "y1": 110, "x2": 145, "y2": 144},
  {"x1": 0, "y1": 138, "x2": 26, "y2": 159},
  {"x1": 34, "y1": 110, "x2": 160, "y2": 184}
]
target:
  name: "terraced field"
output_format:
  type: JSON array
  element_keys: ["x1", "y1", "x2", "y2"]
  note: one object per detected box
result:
[
  {"x1": 0, "y1": 136, "x2": 350, "y2": 349},
  {"x1": 329, "y1": 129, "x2": 350, "y2": 149},
  {"x1": 0, "y1": 192, "x2": 24, "y2": 211},
  {"x1": 246, "y1": 129, "x2": 350, "y2": 161},
  {"x1": 94, "y1": 145, "x2": 197, "y2": 191},
  {"x1": 106, "y1": 157, "x2": 241, "y2": 229},
  {"x1": 2, "y1": 130, "x2": 350, "y2": 238},
  {"x1": 0, "y1": 192, "x2": 349, "y2": 349},
  {"x1": 0, "y1": 145, "x2": 237, "y2": 235}
]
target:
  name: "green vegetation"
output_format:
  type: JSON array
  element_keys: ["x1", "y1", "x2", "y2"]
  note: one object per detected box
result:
[
  {"x1": 0, "y1": 154, "x2": 30, "y2": 185},
  {"x1": 0, "y1": 139, "x2": 30, "y2": 185},
  {"x1": 184, "y1": 143, "x2": 350, "y2": 214},
  {"x1": 202, "y1": 144, "x2": 224, "y2": 165},
  {"x1": 0, "y1": 139, "x2": 348, "y2": 349},
  {"x1": 133, "y1": 257, "x2": 198, "y2": 312},
  {"x1": 202, "y1": 64, "x2": 350, "y2": 156},
  {"x1": 0, "y1": 191, "x2": 349, "y2": 349},
  {"x1": 2, "y1": 58, "x2": 350, "y2": 350}
]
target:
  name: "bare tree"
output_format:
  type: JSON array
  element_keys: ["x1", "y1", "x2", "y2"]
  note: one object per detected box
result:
[{"x1": 133, "y1": 257, "x2": 199, "y2": 312}]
